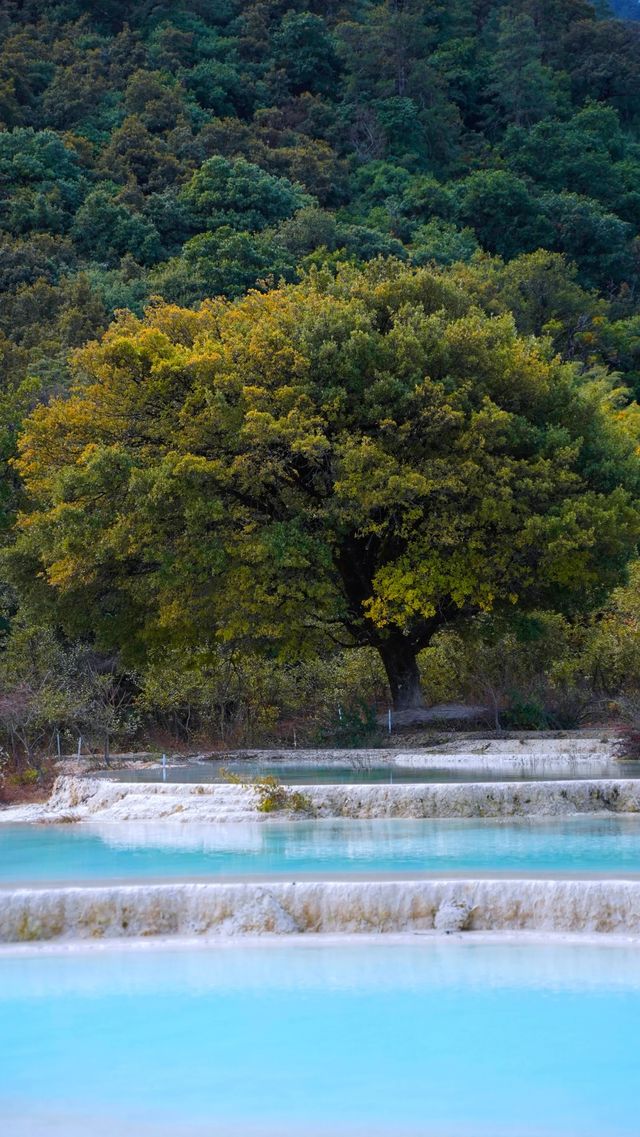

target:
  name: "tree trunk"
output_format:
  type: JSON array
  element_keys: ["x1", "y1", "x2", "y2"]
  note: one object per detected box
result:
[{"x1": 378, "y1": 637, "x2": 425, "y2": 711}]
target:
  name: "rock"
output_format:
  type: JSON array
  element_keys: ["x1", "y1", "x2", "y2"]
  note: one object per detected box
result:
[
  {"x1": 219, "y1": 890, "x2": 299, "y2": 935},
  {"x1": 434, "y1": 899, "x2": 473, "y2": 932}
]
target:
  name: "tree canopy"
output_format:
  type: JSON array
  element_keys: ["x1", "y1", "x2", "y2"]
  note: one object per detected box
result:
[
  {"x1": 13, "y1": 263, "x2": 640, "y2": 707},
  {"x1": 2, "y1": 0, "x2": 640, "y2": 413},
  {"x1": 2, "y1": 0, "x2": 640, "y2": 736}
]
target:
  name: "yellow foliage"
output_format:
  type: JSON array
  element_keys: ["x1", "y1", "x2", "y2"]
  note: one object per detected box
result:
[{"x1": 10, "y1": 261, "x2": 640, "y2": 696}]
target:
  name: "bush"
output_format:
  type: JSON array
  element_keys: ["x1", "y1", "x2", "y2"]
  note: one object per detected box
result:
[
  {"x1": 314, "y1": 700, "x2": 380, "y2": 748},
  {"x1": 18, "y1": 766, "x2": 39, "y2": 786},
  {"x1": 501, "y1": 693, "x2": 551, "y2": 731},
  {"x1": 255, "y1": 776, "x2": 313, "y2": 814},
  {"x1": 220, "y1": 768, "x2": 314, "y2": 814}
]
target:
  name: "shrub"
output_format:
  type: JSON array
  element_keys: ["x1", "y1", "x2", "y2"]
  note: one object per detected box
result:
[
  {"x1": 314, "y1": 700, "x2": 381, "y2": 748},
  {"x1": 501, "y1": 693, "x2": 551, "y2": 731},
  {"x1": 220, "y1": 768, "x2": 313, "y2": 814}
]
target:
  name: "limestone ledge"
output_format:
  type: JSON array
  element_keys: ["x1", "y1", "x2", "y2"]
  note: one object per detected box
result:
[
  {"x1": 2, "y1": 774, "x2": 640, "y2": 823},
  {"x1": 2, "y1": 878, "x2": 640, "y2": 941}
]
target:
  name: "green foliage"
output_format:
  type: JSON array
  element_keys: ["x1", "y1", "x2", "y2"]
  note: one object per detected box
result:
[
  {"x1": 150, "y1": 227, "x2": 295, "y2": 304},
  {"x1": 135, "y1": 643, "x2": 385, "y2": 746},
  {"x1": 1, "y1": 0, "x2": 640, "y2": 728},
  {"x1": 484, "y1": 10, "x2": 562, "y2": 131},
  {"x1": 452, "y1": 171, "x2": 549, "y2": 260},
  {"x1": 504, "y1": 106, "x2": 630, "y2": 208},
  {"x1": 0, "y1": 128, "x2": 86, "y2": 234},
  {"x1": 272, "y1": 12, "x2": 340, "y2": 97},
  {"x1": 538, "y1": 191, "x2": 635, "y2": 289},
  {"x1": 0, "y1": 621, "x2": 138, "y2": 762},
  {"x1": 410, "y1": 220, "x2": 479, "y2": 266},
  {"x1": 16, "y1": 766, "x2": 39, "y2": 786},
  {"x1": 11, "y1": 261, "x2": 640, "y2": 709},
  {"x1": 315, "y1": 700, "x2": 381, "y2": 749},
  {"x1": 501, "y1": 693, "x2": 552, "y2": 732},
  {"x1": 220, "y1": 768, "x2": 313, "y2": 814},
  {"x1": 72, "y1": 190, "x2": 162, "y2": 266},
  {"x1": 180, "y1": 156, "x2": 312, "y2": 233},
  {"x1": 254, "y1": 777, "x2": 314, "y2": 815},
  {"x1": 418, "y1": 611, "x2": 594, "y2": 730},
  {"x1": 0, "y1": 1, "x2": 638, "y2": 456}
]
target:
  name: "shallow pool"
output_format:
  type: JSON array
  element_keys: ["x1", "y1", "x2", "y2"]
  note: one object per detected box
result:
[
  {"x1": 97, "y1": 757, "x2": 640, "y2": 784},
  {"x1": 1, "y1": 939, "x2": 639, "y2": 1136},
  {"x1": 3, "y1": 815, "x2": 640, "y2": 883}
]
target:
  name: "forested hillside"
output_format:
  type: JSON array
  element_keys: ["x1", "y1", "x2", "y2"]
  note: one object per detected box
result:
[{"x1": 2, "y1": 0, "x2": 640, "y2": 767}]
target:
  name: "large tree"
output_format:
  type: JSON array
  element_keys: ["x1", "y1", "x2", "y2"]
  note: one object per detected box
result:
[{"x1": 12, "y1": 262, "x2": 640, "y2": 708}]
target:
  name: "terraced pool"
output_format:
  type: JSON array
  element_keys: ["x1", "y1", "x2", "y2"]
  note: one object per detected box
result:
[
  {"x1": 1, "y1": 938, "x2": 639, "y2": 1136},
  {"x1": 97, "y1": 757, "x2": 640, "y2": 784},
  {"x1": 3, "y1": 814, "x2": 640, "y2": 883}
]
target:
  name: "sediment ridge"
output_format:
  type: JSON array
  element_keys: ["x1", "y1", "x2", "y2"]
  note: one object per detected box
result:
[
  {"x1": 3, "y1": 878, "x2": 640, "y2": 942},
  {"x1": 3, "y1": 775, "x2": 640, "y2": 824}
]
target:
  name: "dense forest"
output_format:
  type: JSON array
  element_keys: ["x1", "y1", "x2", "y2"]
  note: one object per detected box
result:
[{"x1": 2, "y1": 0, "x2": 640, "y2": 770}]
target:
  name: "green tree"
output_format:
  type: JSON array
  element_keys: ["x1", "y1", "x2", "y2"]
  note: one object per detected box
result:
[
  {"x1": 98, "y1": 116, "x2": 183, "y2": 192},
  {"x1": 71, "y1": 190, "x2": 162, "y2": 266},
  {"x1": 185, "y1": 60, "x2": 249, "y2": 116},
  {"x1": 122, "y1": 69, "x2": 189, "y2": 132},
  {"x1": 272, "y1": 12, "x2": 340, "y2": 96},
  {"x1": 563, "y1": 18, "x2": 640, "y2": 125},
  {"x1": 452, "y1": 170, "x2": 550, "y2": 259},
  {"x1": 488, "y1": 250, "x2": 607, "y2": 348},
  {"x1": 12, "y1": 262, "x2": 640, "y2": 708},
  {"x1": 539, "y1": 190, "x2": 635, "y2": 289},
  {"x1": 409, "y1": 219, "x2": 479, "y2": 265},
  {"x1": 180, "y1": 156, "x2": 312, "y2": 233},
  {"x1": 0, "y1": 128, "x2": 86, "y2": 234},
  {"x1": 485, "y1": 10, "x2": 560, "y2": 130},
  {"x1": 150, "y1": 227, "x2": 295, "y2": 304}
]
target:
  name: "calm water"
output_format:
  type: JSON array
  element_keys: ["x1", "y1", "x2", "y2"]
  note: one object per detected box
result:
[
  {"x1": 1, "y1": 939, "x2": 639, "y2": 1136},
  {"x1": 3, "y1": 815, "x2": 640, "y2": 883},
  {"x1": 96, "y1": 758, "x2": 640, "y2": 784}
]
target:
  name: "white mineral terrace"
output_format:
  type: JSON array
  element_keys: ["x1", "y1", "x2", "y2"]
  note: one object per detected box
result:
[
  {"x1": 3, "y1": 774, "x2": 640, "y2": 824},
  {"x1": 2, "y1": 878, "x2": 640, "y2": 942},
  {"x1": 220, "y1": 735, "x2": 616, "y2": 768}
]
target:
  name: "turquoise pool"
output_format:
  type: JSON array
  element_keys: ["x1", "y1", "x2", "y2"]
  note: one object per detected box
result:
[
  {"x1": 1, "y1": 939, "x2": 639, "y2": 1136},
  {"x1": 3, "y1": 815, "x2": 640, "y2": 882},
  {"x1": 97, "y1": 757, "x2": 640, "y2": 784}
]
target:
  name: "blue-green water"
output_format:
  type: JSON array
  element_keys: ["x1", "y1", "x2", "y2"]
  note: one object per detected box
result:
[
  {"x1": 97, "y1": 758, "x2": 640, "y2": 784},
  {"x1": 1, "y1": 939, "x2": 639, "y2": 1136},
  {"x1": 3, "y1": 815, "x2": 640, "y2": 883}
]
